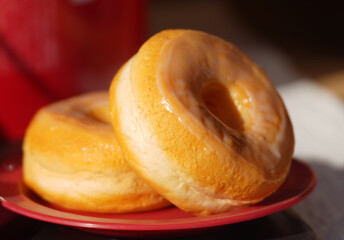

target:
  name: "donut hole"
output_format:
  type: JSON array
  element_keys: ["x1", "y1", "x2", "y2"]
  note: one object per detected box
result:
[
  {"x1": 88, "y1": 104, "x2": 112, "y2": 124},
  {"x1": 201, "y1": 82, "x2": 244, "y2": 130}
]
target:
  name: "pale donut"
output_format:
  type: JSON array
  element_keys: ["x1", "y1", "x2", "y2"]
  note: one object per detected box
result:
[
  {"x1": 109, "y1": 30, "x2": 294, "y2": 216},
  {"x1": 23, "y1": 92, "x2": 170, "y2": 213}
]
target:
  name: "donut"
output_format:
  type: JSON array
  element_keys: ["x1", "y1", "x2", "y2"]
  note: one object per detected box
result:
[
  {"x1": 23, "y1": 92, "x2": 170, "y2": 213},
  {"x1": 109, "y1": 30, "x2": 294, "y2": 216}
]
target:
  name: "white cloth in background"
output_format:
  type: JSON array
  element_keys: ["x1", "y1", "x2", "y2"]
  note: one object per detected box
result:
[{"x1": 278, "y1": 80, "x2": 344, "y2": 240}]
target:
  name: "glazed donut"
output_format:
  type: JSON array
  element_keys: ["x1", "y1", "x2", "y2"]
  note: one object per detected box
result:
[
  {"x1": 23, "y1": 92, "x2": 170, "y2": 213},
  {"x1": 109, "y1": 30, "x2": 294, "y2": 216}
]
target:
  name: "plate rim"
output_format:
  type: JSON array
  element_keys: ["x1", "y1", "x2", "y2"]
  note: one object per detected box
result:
[{"x1": 0, "y1": 159, "x2": 316, "y2": 231}]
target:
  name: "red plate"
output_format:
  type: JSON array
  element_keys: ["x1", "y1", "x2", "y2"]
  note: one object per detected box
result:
[{"x1": 0, "y1": 157, "x2": 316, "y2": 237}]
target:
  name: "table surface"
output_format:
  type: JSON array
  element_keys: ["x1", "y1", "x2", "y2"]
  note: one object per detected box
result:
[{"x1": 0, "y1": 208, "x2": 319, "y2": 240}]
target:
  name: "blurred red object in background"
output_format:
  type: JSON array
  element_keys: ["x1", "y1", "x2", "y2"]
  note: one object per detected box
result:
[{"x1": 0, "y1": 0, "x2": 146, "y2": 141}]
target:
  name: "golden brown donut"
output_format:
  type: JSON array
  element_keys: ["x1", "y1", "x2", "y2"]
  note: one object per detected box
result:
[
  {"x1": 23, "y1": 92, "x2": 170, "y2": 213},
  {"x1": 109, "y1": 30, "x2": 294, "y2": 216}
]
